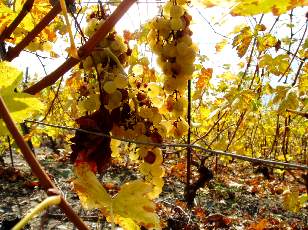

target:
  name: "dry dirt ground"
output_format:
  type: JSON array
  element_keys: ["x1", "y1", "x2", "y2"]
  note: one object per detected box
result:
[{"x1": 0, "y1": 147, "x2": 307, "y2": 229}]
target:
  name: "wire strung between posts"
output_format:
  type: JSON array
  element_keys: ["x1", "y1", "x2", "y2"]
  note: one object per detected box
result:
[{"x1": 24, "y1": 120, "x2": 308, "y2": 171}]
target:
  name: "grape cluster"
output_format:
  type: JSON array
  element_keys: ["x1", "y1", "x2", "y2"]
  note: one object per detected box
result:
[
  {"x1": 147, "y1": 0, "x2": 197, "y2": 95},
  {"x1": 71, "y1": 8, "x2": 169, "y2": 198},
  {"x1": 138, "y1": 147, "x2": 165, "y2": 198},
  {"x1": 80, "y1": 16, "x2": 132, "y2": 111},
  {"x1": 109, "y1": 62, "x2": 166, "y2": 197},
  {"x1": 147, "y1": 0, "x2": 197, "y2": 137}
]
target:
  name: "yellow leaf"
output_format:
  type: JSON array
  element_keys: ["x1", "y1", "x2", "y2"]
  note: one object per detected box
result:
[
  {"x1": 259, "y1": 54, "x2": 289, "y2": 76},
  {"x1": 299, "y1": 193, "x2": 308, "y2": 207},
  {"x1": 257, "y1": 34, "x2": 277, "y2": 52},
  {"x1": 232, "y1": 26, "x2": 252, "y2": 58},
  {"x1": 0, "y1": 0, "x2": 62, "y2": 51},
  {"x1": 0, "y1": 61, "x2": 43, "y2": 136},
  {"x1": 73, "y1": 163, "x2": 112, "y2": 209},
  {"x1": 277, "y1": 87, "x2": 299, "y2": 114},
  {"x1": 299, "y1": 73, "x2": 308, "y2": 94},
  {"x1": 231, "y1": 0, "x2": 308, "y2": 16},
  {"x1": 215, "y1": 39, "x2": 228, "y2": 52},
  {"x1": 193, "y1": 0, "x2": 307, "y2": 16},
  {"x1": 113, "y1": 180, "x2": 160, "y2": 229},
  {"x1": 196, "y1": 68, "x2": 212, "y2": 89},
  {"x1": 283, "y1": 187, "x2": 301, "y2": 212},
  {"x1": 248, "y1": 219, "x2": 268, "y2": 230},
  {"x1": 73, "y1": 164, "x2": 161, "y2": 229}
]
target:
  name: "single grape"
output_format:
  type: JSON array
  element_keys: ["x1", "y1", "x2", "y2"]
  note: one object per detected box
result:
[
  {"x1": 162, "y1": 1, "x2": 172, "y2": 17},
  {"x1": 84, "y1": 18, "x2": 100, "y2": 37},
  {"x1": 106, "y1": 90, "x2": 122, "y2": 110},
  {"x1": 150, "y1": 165, "x2": 165, "y2": 177},
  {"x1": 170, "y1": 18, "x2": 184, "y2": 31},
  {"x1": 176, "y1": 0, "x2": 187, "y2": 5},
  {"x1": 170, "y1": 5, "x2": 184, "y2": 18},
  {"x1": 113, "y1": 74, "x2": 128, "y2": 89},
  {"x1": 103, "y1": 81, "x2": 117, "y2": 94}
]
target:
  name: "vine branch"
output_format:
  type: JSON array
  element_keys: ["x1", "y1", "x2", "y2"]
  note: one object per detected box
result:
[
  {"x1": 279, "y1": 19, "x2": 308, "y2": 82},
  {"x1": 3, "y1": 0, "x2": 71, "y2": 61},
  {"x1": 0, "y1": 0, "x2": 34, "y2": 42},
  {"x1": 0, "y1": 97, "x2": 89, "y2": 230},
  {"x1": 23, "y1": 0, "x2": 136, "y2": 95}
]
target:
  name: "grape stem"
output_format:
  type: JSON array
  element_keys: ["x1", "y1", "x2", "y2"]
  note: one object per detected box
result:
[{"x1": 98, "y1": 47, "x2": 128, "y2": 76}]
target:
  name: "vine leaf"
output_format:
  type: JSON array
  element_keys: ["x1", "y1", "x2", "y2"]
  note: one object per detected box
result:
[
  {"x1": 232, "y1": 26, "x2": 252, "y2": 58},
  {"x1": 70, "y1": 107, "x2": 113, "y2": 173},
  {"x1": 196, "y1": 68, "x2": 212, "y2": 89},
  {"x1": 0, "y1": 61, "x2": 43, "y2": 135},
  {"x1": 257, "y1": 33, "x2": 277, "y2": 52},
  {"x1": 231, "y1": 0, "x2": 307, "y2": 16},
  {"x1": 283, "y1": 187, "x2": 301, "y2": 212},
  {"x1": 193, "y1": 68, "x2": 212, "y2": 100},
  {"x1": 299, "y1": 74, "x2": 308, "y2": 95},
  {"x1": 195, "y1": 0, "x2": 307, "y2": 16},
  {"x1": 0, "y1": 0, "x2": 60, "y2": 52},
  {"x1": 259, "y1": 54, "x2": 289, "y2": 76},
  {"x1": 73, "y1": 163, "x2": 112, "y2": 209},
  {"x1": 73, "y1": 164, "x2": 161, "y2": 230},
  {"x1": 112, "y1": 180, "x2": 160, "y2": 229}
]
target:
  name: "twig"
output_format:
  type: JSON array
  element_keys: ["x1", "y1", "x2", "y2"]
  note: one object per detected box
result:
[
  {"x1": 288, "y1": 10, "x2": 294, "y2": 52},
  {"x1": 7, "y1": 136, "x2": 14, "y2": 167},
  {"x1": 186, "y1": 79, "x2": 192, "y2": 204},
  {"x1": 268, "y1": 15, "x2": 280, "y2": 34},
  {"x1": 279, "y1": 19, "x2": 308, "y2": 82},
  {"x1": 41, "y1": 76, "x2": 64, "y2": 121},
  {"x1": 35, "y1": 52, "x2": 48, "y2": 76},
  {"x1": 292, "y1": 57, "x2": 307, "y2": 86},
  {"x1": 224, "y1": 110, "x2": 247, "y2": 151},
  {"x1": 3, "y1": 0, "x2": 71, "y2": 61},
  {"x1": 0, "y1": 0, "x2": 34, "y2": 42},
  {"x1": 237, "y1": 14, "x2": 264, "y2": 89},
  {"x1": 195, "y1": 8, "x2": 230, "y2": 40},
  {"x1": 269, "y1": 114, "x2": 279, "y2": 159},
  {"x1": 24, "y1": 119, "x2": 308, "y2": 170},
  {"x1": 192, "y1": 110, "x2": 228, "y2": 145},
  {"x1": 23, "y1": 0, "x2": 136, "y2": 95}
]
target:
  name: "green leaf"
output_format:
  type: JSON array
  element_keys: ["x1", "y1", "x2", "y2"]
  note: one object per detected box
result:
[{"x1": 0, "y1": 61, "x2": 43, "y2": 136}]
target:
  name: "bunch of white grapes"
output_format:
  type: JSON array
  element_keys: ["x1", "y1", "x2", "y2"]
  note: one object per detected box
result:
[
  {"x1": 147, "y1": 0, "x2": 197, "y2": 96},
  {"x1": 138, "y1": 147, "x2": 165, "y2": 198},
  {"x1": 81, "y1": 17, "x2": 132, "y2": 111},
  {"x1": 147, "y1": 0, "x2": 196, "y2": 137}
]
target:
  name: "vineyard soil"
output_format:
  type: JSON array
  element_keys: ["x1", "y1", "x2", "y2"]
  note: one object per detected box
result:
[{"x1": 0, "y1": 147, "x2": 307, "y2": 229}]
